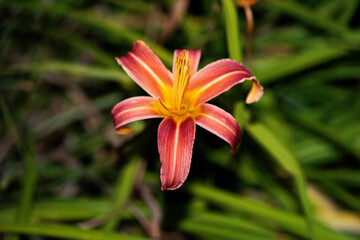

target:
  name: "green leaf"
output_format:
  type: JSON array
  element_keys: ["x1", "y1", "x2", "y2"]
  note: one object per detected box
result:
[
  {"x1": 245, "y1": 123, "x2": 314, "y2": 238},
  {"x1": 246, "y1": 123, "x2": 301, "y2": 176},
  {"x1": 253, "y1": 45, "x2": 349, "y2": 85},
  {"x1": 0, "y1": 96, "x2": 37, "y2": 223},
  {"x1": 104, "y1": 156, "x2": 142, "y2": 231},
  {"x1": 0, "y1": 221, "x2": 149, "y2": 240},
  {"x1": 1, "y1": 61, "x2": 133, "y2": 88},
  {"x1": 34, "y1": 93, "x2": 120, "y2": 138},
  {"x1": 190, "y1": 183, "x2": 355, "y2": 240},
  {"x1": 180, "y1": 220, "x2": 274, "y2": 240},
  {"x1": 264, "y1": 0, "x2": 354, "y2": 38},
  {"x1": 221, "y1": 0, "x2": 242, "y2": 62},
  {"x1": 285, "y1": 111, "x2": 360, "y2": 160},
  {"x1": 1, "y1": 1, "x2": 173, "y2": 65},
  {"x1": 183, "y1": 211, "x2": 277, "y2": 237}
]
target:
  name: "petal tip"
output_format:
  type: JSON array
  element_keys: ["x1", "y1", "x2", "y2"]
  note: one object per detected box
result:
[
  {"x1": 231, "y1": 127, "x2": 242, "y2": 152},
  {"x1": 115, "y1": 56, "x2": 122, "y2": 65},
  {"x1": 134, "y1": 39, "x2": 146, "y2": 45},
  {"x1": 161, "y1": 182, "x2": 184, "y2": 191},
  {"x1": 158, "y1": 117, "x2": 195, "y2": 191},
  {"x1": 133, "y1": 40, "x2": 148, "y2": 50},
  {"x1": 115, "y1": 126, "x2": 133, "y2": 135},
  {"x1": 245, "y1": 77, "x2": 264, "y2": 104}
]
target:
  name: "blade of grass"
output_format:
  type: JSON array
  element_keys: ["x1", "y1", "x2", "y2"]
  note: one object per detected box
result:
[
  {"x1": 299, "y1": 65, "x2": 360, "y2": 85},
  {"x1": 221, "y1": 0, "x2": 242, "y2": 62},
  {"x1": 317, "y1": 0, "x2": 346, "y2": 20},
  {"x1": 246, "y1": 123, "x2": 301, "y2": 176},
  {"x1": 245, "y1": 123, "x2": 313, "y2": 239},
  {"x1": 1, "y1": 1, "x2": 173, "y2": 66},
  {"x1": 104, "y1": 156, "x2": 142, "y2": 231},
  {"x1": 1, "y1": 61, "x2": 133, "y2": 88},
  {"x1": 307, "y1": 169, "x2": 360, "y2": 185},
  {"x1": 16, "y1": 136, "x2": 37, "y2": 223},
  {"x1": 45, "y1": 29, "x2": 118, "y2": 68},
  {"x1": 253, "y1": 44, "x2": 350, "y2": 85},
  {"x1": 0, "y1": 221, "x2": 149, "y2": 240},
  {"x1": 0, "y1": 96, "x2": 37, "y2": 223},
  {"x1": 286, "y1": 111, "x2": 360, "y2": 160},
  {"x1": 320, "y1": 181, "x2": 360, "y2": 212},
  {"x1": 188, "y1": 212, "x2": 277, "y2": 237},
  {"x1": 34, "y1": 93, "x2": 120, "y2": 138},
  {"x1": 180, "y1": 220, "x2": 273, "y2": 240},
  {"x1": 189, "y1": 183, "x2": 356, "y2": 240},
  {"x1": 264, "y1": 0, "x2": 355, "y2": 39},
  {"x1": 338, "y1": 0, "x2": 359, "y2": 25},
  {"x1": 0, "y1": 199, "x2": 111, "y2": 221}
]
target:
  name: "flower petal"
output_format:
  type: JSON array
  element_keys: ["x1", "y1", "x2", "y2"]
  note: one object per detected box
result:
[
  {"x1": 187, "y1": 59, "x2": 255, "y2": 105},
  {"x1": 195, "y1": 103, "x2": 241, "y2": 151},
  {"x1": 246, "y1": 78, "x2": 263, "y2": 104},
  {"x1": 111, "y1": 96, "x2": 162, "y2": 134},
  {"x1": 173, "y1": 49, "x2": 201, "y2": 78},
  {"x1": 158, "y1": 117, "x2": 195, "y2": 190},
  {"x1": 116, "y1": 40, "x2": 173, "y2": 99}
]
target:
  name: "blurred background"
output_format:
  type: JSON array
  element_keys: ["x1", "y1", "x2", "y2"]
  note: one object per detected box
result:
[{"x1": 0, "y1": 0, "x2": 360, "y2": 239}]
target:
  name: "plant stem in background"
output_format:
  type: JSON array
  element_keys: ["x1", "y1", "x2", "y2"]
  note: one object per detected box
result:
[{"x1": 236, "y1": 0, "x2": 257, "y2": 60}]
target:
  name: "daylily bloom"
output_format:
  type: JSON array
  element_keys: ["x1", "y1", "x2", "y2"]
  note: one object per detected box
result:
[{"x1": 111, "y1": 41, "x2": 263, "y2": 190}]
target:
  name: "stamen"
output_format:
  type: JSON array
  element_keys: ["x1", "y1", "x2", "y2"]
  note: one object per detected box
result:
[
  {"x1": 159, "y1": 98, "x2": 171, "y2": 112},
  {"x1": 172, "y1": 50, "x2": 190, "y2": 111}
]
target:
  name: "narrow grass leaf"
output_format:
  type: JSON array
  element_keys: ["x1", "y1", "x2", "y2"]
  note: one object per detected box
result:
[
  {"x1": 0, "y1": 221, "x2": 149, "y2": 240},
  {"x1": 264, "y1": 0, "x2": 352, "y2": 37},
  {"x1": 286, "y1": 112, "x2": 360, "y2": 160},
  {"x1": 246, "y1": 123, "x2": 301, "y2": 176},
  {"x1": 190, "y1": 212, "x2": 276, "y2": 237},
  {"x1": 35, "y1": 93, "x2": 120, "y2": 138},
  {"x1": 245, "y1": 123, "x2": 313, "y2": 238},
  {"x1": 0, "y1": 96, "x2": 37, "y2": 223},
  {"x1": 190, "y1": 183, "x2": 356, "y2": 240},
  {"x1": 104, "y1": 156, "x2": 142, "y2": 231},
  {"x1": 180, "y1": 220, "x2": 273, "y2": 240},
  {"x1": 1, "y1": 61, "x2": 133, "y2": 88},
  {"x1": 0, "y1": 199, "x2": 111, "y2": 221},
  {"x1": 0, "y1": 1, "x2": 173, "y2": 66},
  {"x1": 253, "y1": 45, "x2": 349, "y2": 85},
  {"x1": 221, "y1": 0, "x2": 242, "y2": 62}
]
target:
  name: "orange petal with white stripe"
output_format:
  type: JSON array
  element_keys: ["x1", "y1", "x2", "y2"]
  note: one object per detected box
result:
[
  {"x1": 111, "y1": 96, "x2": 161, "y2": 133},
  {"x1": 116, "y1": 41, "x2": 173, "y2": 99},
  {"x1": 158, "y1": 117, "x2": 195, "y2": 190},
  {"x1": 172, "y1": 49, "x2": 201, "y2": 78},
  {"x1": 187, "y1": 59, "x2": 256, "y2": 105},
  {"x1": 195, "y1": 103, "x2": 241, "y2": 151}
]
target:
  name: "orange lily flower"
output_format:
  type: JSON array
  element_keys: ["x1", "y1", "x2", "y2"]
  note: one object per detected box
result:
[{"x1": 112, "y1": 41, "x2": 263, "y2": 190}]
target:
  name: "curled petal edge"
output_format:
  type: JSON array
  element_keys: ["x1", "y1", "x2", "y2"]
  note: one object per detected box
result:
[
  {"x1": 187, "y1": 59, "x2": 254, "y2": 105},
  {"x1": 246, "y1": 77, "x2": 263, "y2": 104}
]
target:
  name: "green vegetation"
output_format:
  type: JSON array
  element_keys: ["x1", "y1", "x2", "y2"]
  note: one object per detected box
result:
[{"x1": 1, "y1": 0, "x2": 359, "y2": 239}]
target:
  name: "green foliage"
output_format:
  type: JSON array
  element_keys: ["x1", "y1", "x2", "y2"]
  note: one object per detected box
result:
[{"x1": 1, "y1": 0, "x2": 359, "y2": 239}]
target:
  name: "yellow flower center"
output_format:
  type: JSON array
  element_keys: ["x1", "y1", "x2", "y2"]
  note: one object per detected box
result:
[
  {"x1": 172, "y1": 50, "x2": 190, "y2": 113},
  {"x1": 156, "y1": 50, "x2": 196, "y2": 120}
]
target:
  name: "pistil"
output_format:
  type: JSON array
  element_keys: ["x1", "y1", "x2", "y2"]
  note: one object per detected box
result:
[{"x1": 172, "y1": 50, "x2": 190, "y2": 113}]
